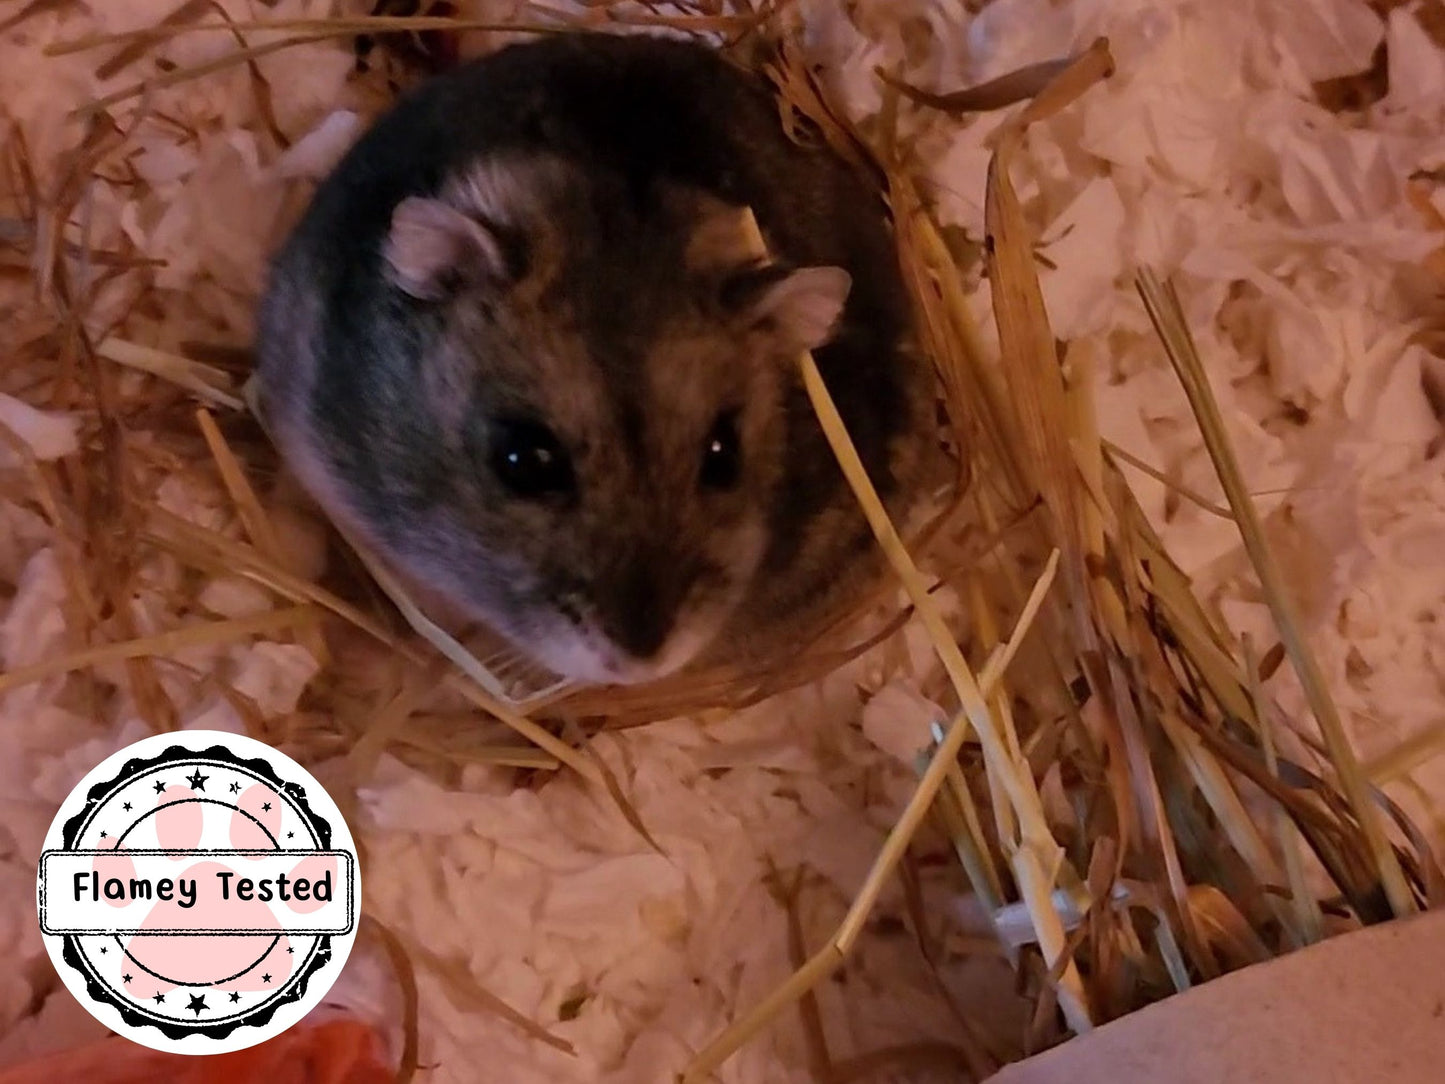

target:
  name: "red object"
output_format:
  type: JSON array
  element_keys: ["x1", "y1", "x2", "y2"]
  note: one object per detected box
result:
[{"x1": 0, "y1": 1019, "x2": 396, "y2": 1084}]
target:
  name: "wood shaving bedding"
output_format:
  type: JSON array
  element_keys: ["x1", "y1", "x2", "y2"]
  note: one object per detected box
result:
[{"x1": 0, "y1": 0, "x2": 1441, "y2": 1080}]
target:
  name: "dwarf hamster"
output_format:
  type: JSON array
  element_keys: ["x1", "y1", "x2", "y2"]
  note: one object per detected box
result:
[{"x1": 254, "y1": 31, "x2": 930, "y2": 686}]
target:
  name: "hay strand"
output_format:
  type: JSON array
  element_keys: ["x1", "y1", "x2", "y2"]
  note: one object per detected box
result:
[
  {"x1": 1135, "y1": 269, "x2": 1416, "y2": 919},
  {"x1": 0, "y1": 606, "x2": 317, "y2": 694}
]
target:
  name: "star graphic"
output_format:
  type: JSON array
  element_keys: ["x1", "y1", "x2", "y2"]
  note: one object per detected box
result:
[
  {"x1": 229, "y1": 782, "x2": 241, "y2": 794},
  {"x1": 187, "y1": 994, "x2": 207, "y2": 1017},
  {"x1": 98, "y1": 831, "x2": 107, "y2": 839},
  {"x1": 153, "y1": 993, "x2": 165, "y2": 1004},
  {"x1": 262, "y1": 973, "x2": 272, "y2": 984},
  {"x1": 186, "y1": 769, "x2": 208, "y2": 791},
  {"x1": 229, "y1": 992, "x2": 241, "y2": 1003},
  {"x1": 286, "y1": 947, "x2": 294, "y2": 954},
  {"x1": 122, "y1": 802, "x2": 132, "y2": 812},
  {"x1": 262, "y1": 802, "x2": 272, "y2": 812},
  {"x1": 286, "y1": 831, "x2": 294, "y2": 839},
  {"x1": 153, "y1": 780, "x2": 166, "y2": 794},
  {"x1": 123, "y1": 974, "x2": 133, "y2": 984},
  {"x1": 99, "y1": 946, "x2": 107, "y2": 954}
]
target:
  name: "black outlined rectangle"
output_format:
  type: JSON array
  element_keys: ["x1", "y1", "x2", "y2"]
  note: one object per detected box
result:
[{"x1": 38, "y1": 849, "x2": 358, "y2": 936}]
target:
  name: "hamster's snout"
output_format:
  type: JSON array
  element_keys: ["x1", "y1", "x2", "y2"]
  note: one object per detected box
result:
[
  {"x1": 531, "y1": 564, "x2": 743, "y2": 686},
  {"x1": 591, "y1": 554, "x2": 687, "y2": 661},
  {"x1": 526, "y1": 606, "x2": 709, "y2": 688},
  {"x1": 512, "y1": 524, "x2": 767, "y2": 687}
]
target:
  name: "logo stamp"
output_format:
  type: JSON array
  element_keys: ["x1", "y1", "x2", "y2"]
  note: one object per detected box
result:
[{"x1": 36, "y1": 730, "x2": 361, "y2": 1054}]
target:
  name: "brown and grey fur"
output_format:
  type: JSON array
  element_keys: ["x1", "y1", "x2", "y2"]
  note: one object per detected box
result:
[{"x1": 254, "y1": 32, "x2": 931, "y2": 685}]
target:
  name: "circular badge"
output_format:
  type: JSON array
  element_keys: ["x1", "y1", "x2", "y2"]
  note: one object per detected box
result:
[{"x1": 35, "y1": 730, "x2": 361, "y2": 1054}]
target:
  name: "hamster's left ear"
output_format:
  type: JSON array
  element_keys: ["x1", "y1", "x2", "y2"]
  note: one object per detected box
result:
[
  {"x1": 730, "y1": 265, "x2": 852, "y2": 353},
  {"x1": 383, "y1": 197, "x2": 510, "y2": 300}
]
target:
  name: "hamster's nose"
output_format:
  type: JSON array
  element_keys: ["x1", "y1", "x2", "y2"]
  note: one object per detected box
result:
[{"x1": 594, "y1": 560, "x2": 683, "y2": 662}]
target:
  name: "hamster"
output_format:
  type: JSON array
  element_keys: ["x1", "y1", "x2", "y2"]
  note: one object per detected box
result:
[{"x1": 254, "y1": 31, "x2": 931, "y2": 686}]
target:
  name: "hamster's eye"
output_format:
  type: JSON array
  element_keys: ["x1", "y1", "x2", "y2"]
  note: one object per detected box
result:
[
  {"x1": 489, "y1": 418, "x2": 575, "y2": 499},
  {"x1": 700, "y1": 410, "x2": 742, "y2": 491}
]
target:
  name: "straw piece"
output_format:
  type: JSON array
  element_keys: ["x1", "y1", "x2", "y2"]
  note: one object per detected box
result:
[
  {"x1": 0, "y1": 606, "x2": 316, "y2": 694},
  {"x1": 95, "y1": 0, "x2": 212, "y2": 79},
  {"x1": 0, "y1": 0, "x2": 68, "y2": 36},
  {"x1": 1242, "y1": 634, "x2": 1324, "y2": 946},
  {"x1": 681, "y1": 943, "x2": 844, "y2": 1084},
  {"x1": 876, "y1": 56, "x2": 1080, "y2": 115},
  {"x1": 1363, "y1": 721, "x2": 1445, "y2": 786},
  {"x1": 141, "y1": 509, "x2": 591, "y2": 780},
  {"x1": 72, "y1": 34, "x2": 338, "y2": 118},
  {"x1": 896, "y1": 175, "x2": 1028, "y2": 496},
  {"x1": 834, "y1": 547, "x2": 1063, "y2": 956},
  {"x1": 47, "y1": 9, "x2": 757, "y2": 60},
  {"x1": 425, "y1": 746, "x2": 561, "y2": 769},
  {"x1": 404, "y1": 936, "x2": 577, "y2": 1057},
  {"x1": 766, "y1": 866, "x2": 835, "y2": 1082},
  {"x1": 346, "y1": 669, "x2": 431, "y2": 788},
  {"x1": 50, "y1": 18, "x2": 560, "y2": 58},
  {"x1": 1101, "y1": 440, "x2": 1234, "y2": 520},
  {"x1": 575, "y1": 728, "x2": 666, "y2": 856},
  {"x1": 1013, "y1": 38, "x2": 1116, "y2": 128},
  {"x1": 793, "y1": 298, "x2": 1090, "y2": 1037},
  {"x1": 981, "y1": 41, "x2": 1115, "y2": 651},
  {"x1": 1135, "y1": 269, "x2": 1416, "y2": 920},
  {"x1": 361, "y1": 914, "x2": 421, "y2": 1084},
  {"x1": 194, "y1": 407, "x2": 330, "y2": 667},
  {"x1": 1156, "y1": 709, "x2": 1282, "y2": 894},
  {"x1": 95, "y1": 338, "x2": 243, "y2": 410},
  {"x1": 683, "y1": 496, "x2": 1067, "y2": 1080},
  {"x1": 934, "y1": 769, "x2": 1007, "y2": 916}
]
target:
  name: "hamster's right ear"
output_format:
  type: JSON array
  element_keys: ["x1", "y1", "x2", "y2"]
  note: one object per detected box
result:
[
  {"x1": 383, "y1": 197, "x2": 509, "y2": 301},
  {"x1": 733, "y1": 265, "x2": 853, "y2": 353}
]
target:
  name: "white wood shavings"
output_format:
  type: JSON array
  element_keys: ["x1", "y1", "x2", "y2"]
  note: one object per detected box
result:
[
  {"x1": 0, "y1": 707, "x2": 101, "y2": 830},
  {"x1": 4, "y1": 0, "x2": 1445, "y2": 1078},
  {"x1": 0, "y1": 861, "x2": 50, "y2": 1026},
  {"x1": 250, "y1": 48, "x2": 363, "y2": 136},
  {"x1": 29, "y1": 719, "x2": 152, "y2": 811},
  {"x1": 1263, "y1": 0, "x2": 1384, "y2": 82},
  {"x1": 859, "y1": 680, "x2": 941, "y2": 764},
  {"x1": 227, "y1": 641, "x2": 321, "y2": 717},
  {"x1": 1387, "y1": 6, "x2": 1445, "y2": 112},
  {"x1": 0, "y1": 503, "x2": 54, "y2": 588},
  {"x1": 1, "y1": 550, "x2": 68, "y2": 675},
  {"x1": 182, "y1": 695, "x2": 250, "y2": 735},
  {"x1": 198, "y1": 576, "x2": 278, "y2": 619},
  {"x1": 131, "y1": 140, "x2": 201, "y2": 189},
  {"x1": 1039, "y1": 178, "x2": 1129, "y2": 339},
  {"x1": 0, "y1": 395, "x2": 78, "y2": 466},
  {"x1": 928, "y1": 135, "x2": 996, "y2": 238},
  {"x1": 153, "y1": 474, "x2": 232, "y2": 532},
  {"x1": 966, "y1": 0, "x2": 1083, "y2": 80}
]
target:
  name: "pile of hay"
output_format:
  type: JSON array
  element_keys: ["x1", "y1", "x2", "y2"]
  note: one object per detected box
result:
[{"x1": 1, "y1": 0, "x2": 1443, "y2": 1080}]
